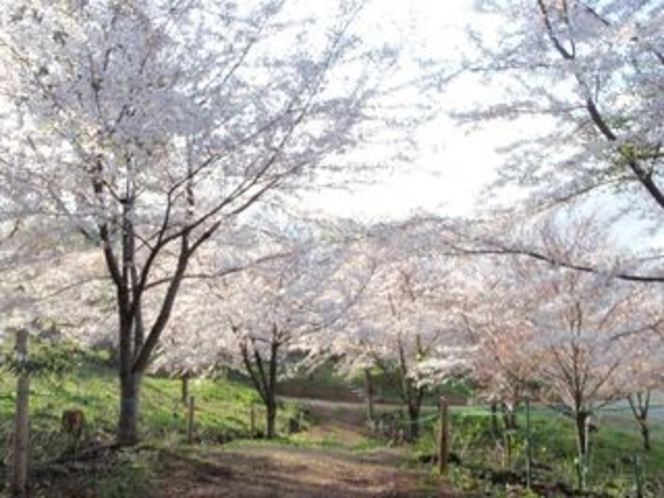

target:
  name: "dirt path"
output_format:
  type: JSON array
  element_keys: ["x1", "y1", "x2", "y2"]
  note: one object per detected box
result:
[
  {"x1": 149, "y1": 445, "x2": 431, "y2": 497},
  {"x1": 149, "y1": 399, "x2": 452, "y2": 497}
]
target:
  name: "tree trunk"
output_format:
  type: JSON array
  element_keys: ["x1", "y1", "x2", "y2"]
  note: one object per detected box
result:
[
  {"x1": 239, "y1": 332, "x2": 281, "y2": 439},
  {"x1": 265, "y1": 337, "x2": 279, "y2": 439},
  {"x1": 404, "y1": 381, "x2": 425, "y2": 442},
  {"x1": 574, "y1": 410, "x2": 591, "y2": 491},
  {"x1": 628, "y1": 393, "x2": 651, "y2": 452},
  {"x1": 266, "y1": 399, "x2": 277, "y2": 439},
  {"x1": 364, "y1": 368, "x2": 375, "y2": 424},
  {"x1": 407, "y1": 401, "x2": 421, "y2": 441},
  {"x1": 187, "y1": 396, "x2": 196, "y2": 444},
  {"x1": 117, "y1": 371, "x2": 142, "y2": 446},
  {"x1": 575, "y1": 411, "x2": 589, "y2": 460},
  {"x1": 394, "y1": 337, "x2": 425, "y2": 442},
  {"x1": 438, "y1": 397, "x2": 450, "y2": 475},
  {"x1": 638, "y1": 418, "x2": 650, "y2": 451}
]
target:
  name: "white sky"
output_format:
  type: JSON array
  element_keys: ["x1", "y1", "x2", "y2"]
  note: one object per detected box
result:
[
  {"x1": 292, "y1": 0, "x2": 664, "y2": 252},
  {"x1": 296, "y1": 0, "x2": 510, "y2": 222},
  {"x1": 301, "y1": 120, "x2": 509, "y2": 221}
]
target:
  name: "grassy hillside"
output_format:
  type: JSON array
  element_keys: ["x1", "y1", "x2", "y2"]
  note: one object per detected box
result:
[{"x1": 0, "y1": 342, "x2": 301, "y2": 496}]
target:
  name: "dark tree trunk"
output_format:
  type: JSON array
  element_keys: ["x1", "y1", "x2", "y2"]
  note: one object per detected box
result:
[
  {"x1": 240, "y1": 328, "x2": 282, "y2": 440},
  {"x1": 628, "y1": 392, "x2": 651, "y2": 451},
  {"x1": 117, "y1": 309, "x2": 140, "y2": 446},
  {"x1": 394, "y1": 335, "x2": 426, "y2": 442},
  {"x1": 364, "y1": 368, "x2": 375, "y2": 423},
  {"x1": 265, "y1": 338, "x2": 279, "y2": 439},
  {"x1": 575, "y1": 410, "x2": 590, "y2": 462},
  {"x1": 402, "y1": 375, "x2": 425, "y2": 442},
  {"x1": 639, "y1": 419, "x2": 650, "y2": 451},
  {"x1": 266, "y1": 398, "x2": 277, "y2": 439},
  {"x1": 575, "y1": 411, "x2": 585, "y2": 457},
  {"x1": 110, "y1": 233, "x2": 190, "y2": 446},
  {"x1": 117, "y1": 371, "x2": 142, "y2": 446},
  {"x1": 406, "y1": 400, "x2": 421, "y2": 441}
]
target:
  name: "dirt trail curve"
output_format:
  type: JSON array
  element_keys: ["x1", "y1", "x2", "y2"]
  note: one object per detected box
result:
[{"x1": 149, "y1": 398, "x2": 456, "y2": 497}]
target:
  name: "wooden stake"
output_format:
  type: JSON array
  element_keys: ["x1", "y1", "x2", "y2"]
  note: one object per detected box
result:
[
  {"x1": 181, "y1": 373, "x2": 189, "y2": 404},
  {"x1": 525, "y1": 399, "x2": 533, "y2": 489},
  {"x1": 11, "y1": 329, "x2": 30, "y2": 497}
]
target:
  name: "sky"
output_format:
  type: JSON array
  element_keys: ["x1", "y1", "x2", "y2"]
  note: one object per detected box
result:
[
  {"x1": 292, "y1": 0, "x2": 664, "y2": 252},
  {"x1": 301, "y1": 119, "x2": 509, "y2": 221},
  {"x1": 295, "y1": 0, "x2": 510, "y2": 222}
]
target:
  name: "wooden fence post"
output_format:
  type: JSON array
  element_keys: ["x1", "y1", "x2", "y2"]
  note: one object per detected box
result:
[
  {"x1": 181, "y1": 373, "x2": 190, "y2": 404},
  {"x1": 11, "y1": 329, "x2": 30, "y2": 497},
  {"x1": 187, "y1": 396, "x2": 196, "y2": 444},
  {"x1": 438, "y1": 396, "x2": 449, "y2": 475},
  {"x1": 525, "y1": 399, "x2": 533, "y2": 489}
]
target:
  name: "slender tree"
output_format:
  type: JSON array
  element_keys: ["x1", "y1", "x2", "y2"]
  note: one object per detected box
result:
[{"x1": 617, "y1": 328, "x2": 664, "y2": 451}]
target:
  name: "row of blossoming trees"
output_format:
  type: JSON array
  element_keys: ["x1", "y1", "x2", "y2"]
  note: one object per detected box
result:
[
  {"x1": 150, "y1": 212, "x2": 664, "y2": 459},
  {"x1": 4, "y1": 204, "x2": 664, "y2": 459},
  {"x1": 0, "y1": 0, "x2": 663, "y2": 468}
]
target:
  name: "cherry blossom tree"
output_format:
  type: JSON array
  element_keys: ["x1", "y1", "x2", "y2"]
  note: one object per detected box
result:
[
  {"x1": 0, "y1": 242, "x2": 114, "y2": 346},
  {"x1": 426, "y1": 1, "x2": 664, "y2": 293},
  {"x1": 613, "y1": 326, "x2": 664, "y2": 451},
  {"x1": 330, "y1": 221, "x2": 472, "y2": 441},
  {"x1": 461, "y1": 1, "x2": 664, "y2": 219},
  {"x1": 463, "y1": 266, "x2": 543, "y2": 431},
  {"x1": 530, "y1": 268, "x2": 662, "y2": 490},
  {"x1": 468, "y1": 218, "x2": 663, "y2": 486},
  {"x1": 226, "y1": 252, "x2": 369, "y2": 438},
  {"x1": 0, "y1": 0, "x2": 408, "y2": 444},
  {"x1": 156, "y1": 219, "x2": 373, "y2": 438}
]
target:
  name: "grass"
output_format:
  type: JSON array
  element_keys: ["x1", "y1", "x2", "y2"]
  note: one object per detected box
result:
[
  {"x1": 412, "y1": 404, "x2": 664, "y2": 496},
  {"x1": 278, "y1": 357, "x2": 471, "y2": 405},
  {"x1": 1, "y1": 367, "x2": 265, "y2": 445},
  {"x1": 0, "y1": 345, "x2": 302, "y2": 442},
  {"x1": 4, "y1": 344, "x2": 663, "y2": 497},
  {"x1": 0, "y1": 342, "x2": 303, "y2": 496}
]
